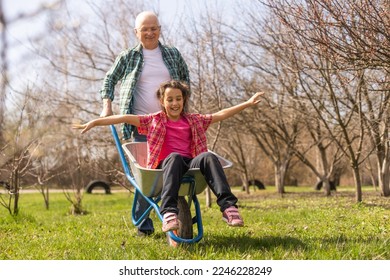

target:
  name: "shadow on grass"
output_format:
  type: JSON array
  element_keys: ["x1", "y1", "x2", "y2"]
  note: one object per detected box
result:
[
  {"x1": 203, "y1": 234, "x2": 307, "y2": 252},
  {"x1": 358, "y1": 201, "x2": 390, "y2": 210}
]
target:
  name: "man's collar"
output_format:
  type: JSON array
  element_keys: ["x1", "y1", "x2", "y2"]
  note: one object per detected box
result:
[{"x1": 134, "y1": 41, "x2": 162, "y2": 52}]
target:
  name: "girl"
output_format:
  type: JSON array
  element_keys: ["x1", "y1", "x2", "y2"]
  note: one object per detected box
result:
[{"x1": 74, "y1": 80, "x2": 264, "y2": 232}]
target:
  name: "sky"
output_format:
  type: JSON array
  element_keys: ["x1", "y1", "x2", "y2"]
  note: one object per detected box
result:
[
  {"x1": 3, "y1": 0, "x2": 239, "y2": 53},
  {"x1": 3, "y1": 0, "x2": 241, "y2": 84}
]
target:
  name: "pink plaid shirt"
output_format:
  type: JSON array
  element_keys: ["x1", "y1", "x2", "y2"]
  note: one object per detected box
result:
[{"x1": 138, "y1": 111, "x2": 213, "y2": 169}]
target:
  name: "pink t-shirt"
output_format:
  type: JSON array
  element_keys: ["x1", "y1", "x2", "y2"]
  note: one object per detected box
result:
[
  {"x1": 138, "y1": 111, "x2": 213, "y2": 169},
  {"x1": 158, "y1": 116, "x2": 192, "y2": 164}
]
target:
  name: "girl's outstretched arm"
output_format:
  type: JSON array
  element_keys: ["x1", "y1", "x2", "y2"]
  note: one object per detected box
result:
[
  {"x1": 211, "y1": 92, "x2": 264, "y2": 124},
  {"x1": 73, "y1": 114, "x2": 140, "y2": 134}
]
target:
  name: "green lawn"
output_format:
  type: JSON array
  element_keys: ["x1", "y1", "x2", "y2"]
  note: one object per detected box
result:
[{"x1": 0, "y1": 186, "x2": 389, "y2": 260}]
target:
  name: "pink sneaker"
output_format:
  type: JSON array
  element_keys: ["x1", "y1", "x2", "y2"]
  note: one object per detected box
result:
[
  {"x1": 222, "y1": 206, "x2": 244, "y2": 227},
  {"x1": 162, "y1": 212, "x2": 180, "y2": 232}
]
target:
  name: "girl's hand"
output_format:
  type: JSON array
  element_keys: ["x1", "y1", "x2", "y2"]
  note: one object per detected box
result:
[
  {"x1": 72, "y1": 122, "x2": 94, "y2": 134},
  {"x1": 248, "y1": 92, "x2": 265, "y2": 105}
]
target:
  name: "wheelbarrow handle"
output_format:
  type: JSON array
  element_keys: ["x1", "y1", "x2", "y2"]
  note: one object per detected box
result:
[{"x1": 110, "y1": 125, "x2": 137, "y2": 187}]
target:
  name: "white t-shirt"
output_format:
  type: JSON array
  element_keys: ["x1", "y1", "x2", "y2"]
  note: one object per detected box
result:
[{"x1": 133, "y1": 47, "x2": 171, "y2": 115}]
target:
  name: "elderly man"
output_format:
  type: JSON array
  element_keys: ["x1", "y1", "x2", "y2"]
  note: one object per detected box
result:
[{"x1": 99, "y1": 11, "x2": 190, "y2": 236}]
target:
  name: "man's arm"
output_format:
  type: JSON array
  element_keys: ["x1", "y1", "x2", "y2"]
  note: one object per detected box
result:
[
  {"x1": 177, "y1": 51, "x2": 190, "y2": 87},
  {"x1": 100, "y1": 99, "x2": 114, "y2": 117},
  {"x1": 99, "y1": 52, "x2": 128, "y2": 116}
]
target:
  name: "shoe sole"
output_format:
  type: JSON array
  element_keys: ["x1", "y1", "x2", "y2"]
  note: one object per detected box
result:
[{"x1": 222, "y1": 217, "x2": 244, "y2": 227}]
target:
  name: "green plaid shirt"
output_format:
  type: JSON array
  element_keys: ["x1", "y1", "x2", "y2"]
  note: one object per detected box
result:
[{"x1": 100, "y1": 41, "x2": 190, "y2": 139}]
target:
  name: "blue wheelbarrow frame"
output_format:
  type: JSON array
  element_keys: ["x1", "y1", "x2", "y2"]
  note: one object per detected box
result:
[{"x1": 110, "y1": 125, "x2": 232, "y2": 244}]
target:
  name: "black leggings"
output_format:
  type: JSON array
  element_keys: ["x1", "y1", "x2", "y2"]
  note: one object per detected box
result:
[{"x1": 159, "y1": 152, "x2": 238, "y2": 215}]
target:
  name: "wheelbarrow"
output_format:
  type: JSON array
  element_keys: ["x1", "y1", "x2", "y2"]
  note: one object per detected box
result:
[{"x1": 110, "y1": 125, "x2": 232, "y2": 246}]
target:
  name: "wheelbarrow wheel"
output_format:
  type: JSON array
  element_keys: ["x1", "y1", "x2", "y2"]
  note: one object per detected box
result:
[{"x1": 167, "y1": 196, "x2": 193, "y2": 246}]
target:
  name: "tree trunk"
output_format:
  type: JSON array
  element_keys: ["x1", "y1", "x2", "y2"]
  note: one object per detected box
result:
[
  {"x1": 378, "y1": 157, "x2": 390, "y2": 197},
  {"x1": 241, "y1": 173, "x2": 250, "y2": 194},
  {"x1": 274, "y1": 165, "x2": 286, "y2": 195},
  {"x1": 322, "y1": 177, "x2": 332, "y2": 196},
  {"x1": 45, "y1": 186, "x2": 50, "y2": 210},
  {"x1": 12, "y1": 168, "x2": 20, "y2": 215},
  {"x1": 351, "y1": 166, "x2": 363, "y2": 202},
  {"x1": 205, "y1": 188, "x2": 211, "y2": 208}
]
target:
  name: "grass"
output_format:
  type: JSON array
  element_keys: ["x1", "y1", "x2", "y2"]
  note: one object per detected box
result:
[{"x1": 0, "y1": 186, "x2": 389, "y2": 260}]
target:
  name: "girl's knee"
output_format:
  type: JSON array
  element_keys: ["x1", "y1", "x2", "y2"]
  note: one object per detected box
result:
[
  {"x1": 166, "y1": 152, "x2": 183, "y2": 161},
  {"x1": 197, "y1": 153, "x2": 221, "y2": 169},
  {"x1": 202, "y1": 152, "x2": 218, "y2": 162},
  {"x1": 162, "y1": 153, "x2": 184, "y2": 167}
]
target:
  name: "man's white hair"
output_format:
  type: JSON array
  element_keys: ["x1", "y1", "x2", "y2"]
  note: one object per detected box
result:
[{"x1": 134, "y1": 11, "x2": 159, "y2": 28}]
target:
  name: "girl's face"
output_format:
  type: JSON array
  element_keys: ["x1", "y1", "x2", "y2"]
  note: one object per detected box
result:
[{"x1": 161, "y1": 87, "x2": 184, "y2": 121}]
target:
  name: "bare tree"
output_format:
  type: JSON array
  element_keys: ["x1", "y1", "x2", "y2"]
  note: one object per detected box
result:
[
  {"x1": 0, "y1": 1, "x2": 68, "y2": 214},
  {"x1": 259, "y1": 0, "x2": 390, "y2": 201},
  {"x1": 63, "y1": 140, "x2": 87, "y2": 215},
  {"x1": 204, "y1": 3, "x2": 308, "y2": 195},
  {"x1": 181, "y1": 2, "x2": 246, "y2": 204},
  {"x1": 0, "y1": 0, "x2": 63, "y2": 146},
  {"x1": 255, "y1": 16, "x2": 346, "y2": 195},
  {"x1": 295, "y1": 0, "x2": 390, "y2": 197},
  {"x1": 247, "y1": 94, "x2": 299, "y2": 195},
  {"x1": 0, "y1": 0, "x2": 8, "y2": 143},
  {"x1": 29, "y1": 145, "x2": 67, "y2": 210},
  {"x1": 0, "y1": 89, "x2": 42, "y2": 215},
  {"x1": 220, "y1": 132, "x2": 265, "y2": 194}
]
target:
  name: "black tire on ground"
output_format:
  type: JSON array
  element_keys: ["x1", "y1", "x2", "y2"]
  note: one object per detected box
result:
[
  {"x1": 85, "y1": 180, "x2": 111, "y2": 194},
  {"x1": 249, "y1": 179, "x2": 266, "y2": 190},
  {"x1": 166, "y1": 196, "x2": 193, "y2": 246},
  {"x1": 315, "y1": 181, "x2": 337, "y2": 191},
  {"x1": 0, "y1": 181, "x2": 11, "y2": 190}
]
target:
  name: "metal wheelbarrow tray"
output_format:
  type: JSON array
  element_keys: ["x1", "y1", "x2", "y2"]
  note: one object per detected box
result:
[{"x1": 110, "y1": 125, "x2": 232, "y2": 245}]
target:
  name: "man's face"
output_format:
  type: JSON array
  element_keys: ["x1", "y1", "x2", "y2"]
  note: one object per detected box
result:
[{"x1": 134, "y1": 15, "x2": 161, "y2": 50}]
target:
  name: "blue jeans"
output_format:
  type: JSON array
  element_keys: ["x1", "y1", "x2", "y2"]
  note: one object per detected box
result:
[{"x1": 132, "y1": 129, "x2": 154, "y2": 232}]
